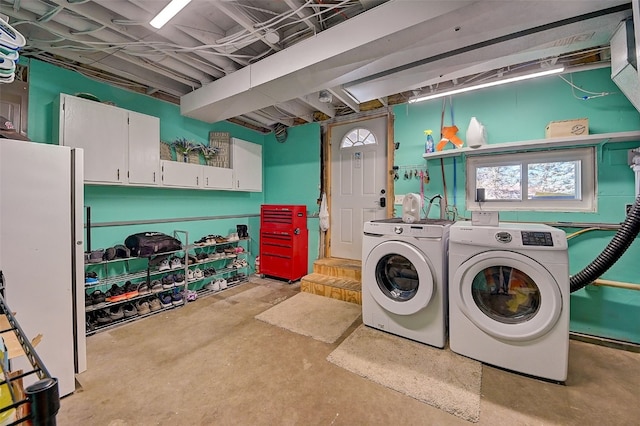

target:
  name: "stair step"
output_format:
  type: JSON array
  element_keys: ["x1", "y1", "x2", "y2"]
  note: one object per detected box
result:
[
  {"x1": 312, "y1": 257, "x2": 362, "y2": 280},
  {"x1": 300, "y1": 272, "x2": 361, "y2": 305}
]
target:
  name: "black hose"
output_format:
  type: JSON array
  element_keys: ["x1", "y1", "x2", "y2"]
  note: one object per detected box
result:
[{"x1": 569, "y1": 194, "x2": 640, "y2": 292}]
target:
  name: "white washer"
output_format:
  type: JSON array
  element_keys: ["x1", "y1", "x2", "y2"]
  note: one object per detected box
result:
[
  {"x1": 448, "y1": 221, "x2": 569, "y2": 381},
  {"x1": 362, "y1": 218, "x2": 452, "y2": 348}
]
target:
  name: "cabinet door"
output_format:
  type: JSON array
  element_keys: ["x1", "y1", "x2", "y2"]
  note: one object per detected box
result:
[
  {"x1": 128, "y1": 111, "x2": 160, "y2": 185},
  {"x1": 203, "y1": 166, "x2": 233, "y2": 189},
  {"x1": 161, "y1": 160, "x2": 201, "y2": 188},
  {"x1": 232, "y1": 138, "x2": 262, "y2": 192},
  {"x1": 60, "y1": 94, "x2": 127, "y2": 183}
]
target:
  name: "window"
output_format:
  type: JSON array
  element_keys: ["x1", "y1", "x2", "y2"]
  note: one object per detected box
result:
[
  {"x1": 341, "y1": 127, "x2": 377, "y2": 148},
  {"x1": 466, "y1": 147, "x2": 596, "y2": 211}
]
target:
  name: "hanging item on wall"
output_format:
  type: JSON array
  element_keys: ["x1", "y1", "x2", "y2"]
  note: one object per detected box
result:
[
  {"x1": 319, "y1": 193, "x2": 329, "y2": 231},
  {"x1": 208, "y1": 131, "x2": 231, "y2": 168},
  {"x1": 437, "y1": 125, "x2": 464, "y2": 151}
]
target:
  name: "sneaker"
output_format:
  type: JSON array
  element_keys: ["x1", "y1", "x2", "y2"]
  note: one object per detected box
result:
[
  {"x1": 86, "y1": 313, "x2": 98, "y2": 331},
  {"x1": 186, "y1": 290, "x2": 198, "y2": 301},
  {"x1": 148, "y1": 297, "x2": 162, "y2": 312},
  {"x1": 159, "y1": 293, "x2": 172, "y2": 308},
  {"x1": 95, "y1": 309, "x2": 112, "y2": 324},
  {"x1": 123, "y1": 303, "x2": 137, "y2": 318},
  {"x1": 88, "y1": 249, "x2": 104, "y2": 263},
  {"x1": 187, "y1": 269, "x2": 196, "y2": 282},
  {"x1": 171, "y1": 291, "x2": 184, "y2": 306},
  {"x1": 194, "y1": 268, "x2": 204, "y2": 280},
  {"x1": 162, "y1": 275, "x2": 175, "y2": 289},
  {"x1": 85, "y1": 292, "x2": 93, "y2": 310},
  {"x1": 114, "y1": 244, "x2": 130, "y2": 259},
  {"x1": 85, "y1": 271, "x2": 99, "y2": 286},
  {"x1": 123, "y1": 281, "x2": 139, "y2": 299},
  {"x1": 91, "y1": 290, "x2": 106, "y2": 308},
  {"x1": 227, "y1": 232, "x2": 239, "y2": 242},
  {"x1": 219, "y1": 278, "x2": 227, "y2": 290},
  {"x1": 109, "y1": 306, "x2": 124, "y2": 320},
  {"x1": 173, "y1": 273, "x2": 185, "y2": 286},
  {"x1": 136, "y1": 300, "x2": 151, "y2": 315},
  {"x1": 206, "y1": 279, "x2": 220, "y2": 291},
  {"x1": 158, "y1": 258, "x2": 171, "y2": 272},
  {"x1": 137, "y1": 282, "x2": 150, "y2": 295},
  {"x1": 170, "y1": 257, "x2": 183, "y2": 269},
  {"x1": 150, "y1": 280, "x2": 163, "y2": 293},
  {"x1": 106, "y1": 284, "x2": 127, "y2": 303},
  {"x1": 196, "y1": 253, "x2": 209, "y2": 263},
  {"x1": 103, "y1": 247, "x2": 117, "y2": 261}
]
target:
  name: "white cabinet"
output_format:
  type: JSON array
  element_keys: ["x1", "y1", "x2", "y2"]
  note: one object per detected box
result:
[
  {"x1": 161, "y1": 160, "x2": 201, "y2": 188},
  {"x1": 232, "y1": 138, "x2": 262, "y2": 192},
  {"x1": 203, "y1": 166, "x2": 233, "y2": 189},
  {"x1": 55, "y1": 93, "x2": 160, "y2": 186},
  {"x1": 56, "y1": 94, "x2": 128, "y2": 183},
  {"x1": 128, "y1": 111, "x2": 160, "y2": 185}
]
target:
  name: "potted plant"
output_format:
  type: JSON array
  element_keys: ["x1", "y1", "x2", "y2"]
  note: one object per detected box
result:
[
  {"x1": 202, "y1": 145, "x2": 220, "y2": 166},
  {"x1": 173, "y1": 137, "x2": 196, "y2": 162}
]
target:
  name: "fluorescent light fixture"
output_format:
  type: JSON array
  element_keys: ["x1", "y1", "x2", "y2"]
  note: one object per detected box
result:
[
  {"x1": 408, "y1": 67, "x2": 565, "y2": 104},
  {"x1": 150, "y1": 0, "x2": 192, "y2": 29}
]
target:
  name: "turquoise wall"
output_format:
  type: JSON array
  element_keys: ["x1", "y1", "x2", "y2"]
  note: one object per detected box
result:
[
  {"x1": 22, "y1": 58, "x2": 640, "y2": 343},
  {"x1": 393, "y1": 67, "x2": 640, "y2": 343}
]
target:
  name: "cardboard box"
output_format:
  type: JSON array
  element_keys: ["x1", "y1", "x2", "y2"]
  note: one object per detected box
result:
[{"x1": 545, "y1": 118, "x2": 589, "y2": 138}]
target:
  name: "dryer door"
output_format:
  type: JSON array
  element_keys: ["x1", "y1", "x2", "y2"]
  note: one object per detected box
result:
[
  {"x1": 453, "y1": 251, "x2": 563, "y2": 341},
  {"x1": 364, "y1": 240, "x2": 435, "y2": 315}
]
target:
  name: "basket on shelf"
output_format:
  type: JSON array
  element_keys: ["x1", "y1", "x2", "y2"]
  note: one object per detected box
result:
[
  {"x1": 188, "y1": 149, "x2": 203, "y2": 165},
  {"x1": 160, "y1": 141, "x2": 173, "y2": 161}
]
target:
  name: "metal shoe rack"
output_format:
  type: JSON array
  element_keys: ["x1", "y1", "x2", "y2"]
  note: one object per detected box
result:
[
  {"x1": 84, "y1": 230, "x2": 190, "y2": 336},
  {"x1": 0, "y1": 271, "x2": 61, "y2": 425}
]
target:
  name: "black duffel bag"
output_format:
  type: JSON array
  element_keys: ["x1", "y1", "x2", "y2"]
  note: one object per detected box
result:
[{"x1": 124, "y1": 231, "x2": 182, "y2": 257}]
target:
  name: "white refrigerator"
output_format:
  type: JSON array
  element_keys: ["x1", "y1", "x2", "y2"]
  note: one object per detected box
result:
[{"x1": 0, "y1": 138, "x2": 86, "y2": 397}]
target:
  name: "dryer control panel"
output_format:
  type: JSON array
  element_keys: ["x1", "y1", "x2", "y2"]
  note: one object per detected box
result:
[{"x1": 521, "y1": 231, "x2": 554, "y2": 246}]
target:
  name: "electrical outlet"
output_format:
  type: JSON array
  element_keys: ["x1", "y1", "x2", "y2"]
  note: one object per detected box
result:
[{"x1": 394, "y1": 195, "x2": 405, "y2": 205}]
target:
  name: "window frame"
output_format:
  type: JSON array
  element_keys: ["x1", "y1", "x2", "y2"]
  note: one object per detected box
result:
[{"x1": 466, "y1": 147, "x2": 597, "y2": 212}]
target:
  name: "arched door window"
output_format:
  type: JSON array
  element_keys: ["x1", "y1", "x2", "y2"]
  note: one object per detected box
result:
[{"x1": 341, "y1": 128, "x2": 377, "y2": 148}]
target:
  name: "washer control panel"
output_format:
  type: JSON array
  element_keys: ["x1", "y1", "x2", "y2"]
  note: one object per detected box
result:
[{"x1": 521, "y1": 231, "x2": 554, "y2": 246}]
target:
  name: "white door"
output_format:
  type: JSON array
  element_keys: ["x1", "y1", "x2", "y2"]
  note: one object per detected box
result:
[
  {"x1": 330, "y1": 116, "x2": 387, "y2": 259},
  {"x1": 452, "y1": 251, "x2": 563, "y2": 341}
]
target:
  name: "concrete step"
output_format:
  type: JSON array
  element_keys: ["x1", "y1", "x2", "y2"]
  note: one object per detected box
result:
[
  {"x1": 312, "y1": 257, "x2": 362, "y2": 281},
  {"x1": 300, "y1": 272, "x2": 362, "y2": 305}
]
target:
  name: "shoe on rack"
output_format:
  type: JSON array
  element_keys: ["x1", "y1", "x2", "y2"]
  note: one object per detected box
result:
[
  {"x1": 158, "y1": 258, "x2": 171, "y2": 272},
  {"x1": 150, "y1": 280, "x2": 163, "y2": 293},
  {"x1": 91, "y1": 289, "x2": 106, "y2": 308},
  {"x1": 170, "y1": 257, "x2": 183, "y2": 270},
  {"x1": 194, "y1": 268, "x2": 204, "y2": 280},
  {"x1": 227, "y1": 232, "x2": 239, "y2": 242},
  {"x1": 106, "y1": 284, "x2": 127, "y2": 303},
  {"x1": 162, "y1": 275, "x2": 175, "y2": 289},
  {"x1": 219, "y1": 278, "x2": 228, "y2": 290},
  {"x1": 85, "y1": 271, "x2": 99, "y2": 286},
  {"x1": 103, "y1": 247, "x2": 117, "y2": 261},
  {"x1": 95, "y1": 309, "x2": 112, "y2": 324},
  {"x1": 135, "y1": 299, "x2": 151, "y2": 315},
  {"x1": 123, "y1": 303, "x2": 137, "y2": 318},
  {"x1": 186, "y1": 290, "x2": 198, "y2": 302},
  {"x1": 173, "y1": 273, "x2": 185, "y2": 286},
  {"x1": 137, "y1": 282, "x2": 150, "y2": 295},
  {"x1": 123, "y1": 281, "x2": 139, "y2": 299},
  {"x1": 187, "y1": 269, "x2": 196, "y2": 282},
  {"x1": 114, "y1": 244, "x2": 130, "y2": 259},
  {"x1": 236, "y1": 224, "x2": 248, "y2": 239},
  {"x1": 187, "y1": 255, "x2": 198, "y2": 265},
  {"x1": 86, "y1": 313, "x2": 98, "y2": 331},
  {"x1": 209, "y1": 279, "x2": 221, "y2": 291},
  {"x1": 148, "y1": 297, "x2": 162, "y2": 312},
  {"x1": 159, "y1": 293, "x2": 173, "y2": 308},
  {"x1": 88, "y1": 249, "x2": 104, "y2": 263},
  {"x1": 85, "y1": 292, "x2": 93, "y2": 310},
  {"x1": 196, "y1": 252, "x2": 208, "y2": 263},
  {"x1": 171, "y1": 291, "x2": 184, "y2": 306},
  {"x1": 109, "y1": 306, "x2": 124, "y2": 320}
]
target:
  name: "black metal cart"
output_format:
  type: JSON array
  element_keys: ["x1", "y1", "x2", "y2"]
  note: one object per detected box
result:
[{"x1": 0, "y1": 271, "x2": 60, "y2": 425}]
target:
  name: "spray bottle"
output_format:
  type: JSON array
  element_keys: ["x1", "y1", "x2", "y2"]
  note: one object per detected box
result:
[{"x1": 424, "y1": 129, "x2": 435, "y2": 154}]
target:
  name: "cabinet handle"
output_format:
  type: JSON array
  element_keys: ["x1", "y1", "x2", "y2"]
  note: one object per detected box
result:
[
  {"x1": 117, "y1": 168, "x2": 120, "y2": 180},
  {"x1": 206, "y1": 177, "x2": 209, "y2": 185},
  {"x1": 153, "y1": 172, "x2": 156, "y2": 182},
  {"x1": 197, "y1": 176, "x2": 199, "y2": 185}
]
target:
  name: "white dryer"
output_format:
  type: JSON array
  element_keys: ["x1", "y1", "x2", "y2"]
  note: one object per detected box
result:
[
  {"x1": 362, "y1": 218, "x2": 452, "y2": 348},
  {"x1": 448, "y1": 221, "x2": 569, "y2": 381}
]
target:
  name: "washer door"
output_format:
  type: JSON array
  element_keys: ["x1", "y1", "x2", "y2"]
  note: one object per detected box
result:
[
  {"x1": 365, "y1": 240, "x2": 435, "y2": 315},
  {"x1": 453, "y1": 251, "x2": 562, "y2": 341}
]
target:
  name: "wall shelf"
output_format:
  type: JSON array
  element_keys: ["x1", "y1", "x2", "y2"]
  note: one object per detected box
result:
[{"x1": 422, "y1": 130, "x2": 640, "y2": 160}]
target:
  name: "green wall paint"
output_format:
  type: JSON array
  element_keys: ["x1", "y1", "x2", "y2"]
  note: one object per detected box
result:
[
  {"x1": 264, "y1": 123, "x2": 322, "y2": 273},
  {"x1": 393, "y1": 67, "x2": 640, "y2": 343}
]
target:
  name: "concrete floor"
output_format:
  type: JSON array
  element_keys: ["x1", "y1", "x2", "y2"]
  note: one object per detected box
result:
[{"x1": 59, "y1": 277, "x2": 640, "y2": 425}]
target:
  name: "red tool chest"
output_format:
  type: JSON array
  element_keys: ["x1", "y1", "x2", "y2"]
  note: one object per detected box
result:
[{"x1": 259, "y1": 204, "x2": 308, "y2": 283}]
